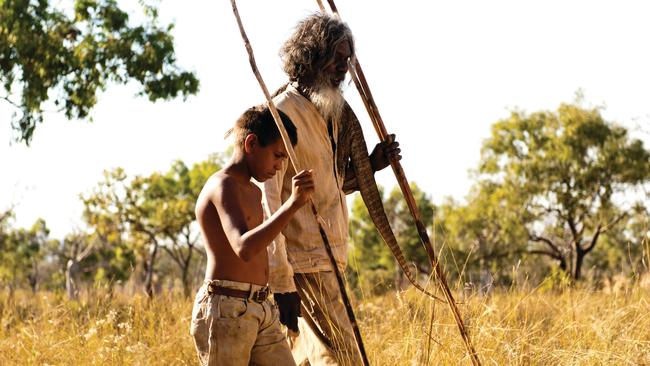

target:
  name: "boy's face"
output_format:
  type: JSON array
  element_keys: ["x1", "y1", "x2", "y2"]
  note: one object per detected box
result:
[{"x1": 247, "y1": 136, "x2": 288, "y2": 182}]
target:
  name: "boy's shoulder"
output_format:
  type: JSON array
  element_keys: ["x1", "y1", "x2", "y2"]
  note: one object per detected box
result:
[
  {"x1": 202, "y1": 171, "x2": 260, "y2": 199},
  {"x1": 203, "y1": 171, "x2": 234, "y2": 194}
]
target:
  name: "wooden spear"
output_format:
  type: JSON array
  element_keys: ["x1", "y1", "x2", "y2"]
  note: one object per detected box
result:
[
  {"x1": 229, "y1": 1, "x2": 370, "y2": 365},
  {"x1": 316, "y1": 1, "x2": 482, "y2": 365}
]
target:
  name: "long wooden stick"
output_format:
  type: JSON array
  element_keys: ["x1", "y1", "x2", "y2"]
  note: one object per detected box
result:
[
  {"x1": 310, "y1": 2, "x2": 446, "y2": 307},
  {"x1": 229, "y1": 2, "x2": 370, "y2": 365},
  {"x1": 319, "y1": 1, "x2": 482, "y2": 365}
]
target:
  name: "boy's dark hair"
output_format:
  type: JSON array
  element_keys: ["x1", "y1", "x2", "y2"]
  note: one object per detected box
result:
[{"x1": 226, "y1": 105, "x2": 298, "y2": 149}]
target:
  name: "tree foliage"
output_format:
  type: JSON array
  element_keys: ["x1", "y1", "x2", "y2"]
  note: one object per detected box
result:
[
  {"x1": 347, "y1": 102, "x2": 649, "y2": 288},
  {"x1": 0, "y1": 216, "x2": 54, "y2": 292},
  {"x1": 436, "y1": 181, "x2": 530, "y2": 287},
  {"x1": 347, "y1": 188, "x2": 392, "y2": 295},
  {"x1": 82, "y1": 155, "x2": 221, "y2": 297},
  {"x1": 0, "y1": 0, "x2": 199, "y2": 143},
  {"x1": 478, "y1": 103, "x2": 650, "y2": 279}
]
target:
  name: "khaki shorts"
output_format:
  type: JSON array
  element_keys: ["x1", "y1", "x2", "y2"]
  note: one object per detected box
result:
[{"x1": 190, "y1": 279, "x2": 296, "y2": 366}]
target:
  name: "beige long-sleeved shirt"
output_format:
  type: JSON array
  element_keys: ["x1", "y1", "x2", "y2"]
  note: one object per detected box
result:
[{"x1": 260, "y1": 85, "x2": 352, "y2": 293}]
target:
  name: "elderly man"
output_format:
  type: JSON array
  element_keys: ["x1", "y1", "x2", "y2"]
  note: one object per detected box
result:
[{"x1": 261, "y1": 13, "x2": 400, "y2": 365}]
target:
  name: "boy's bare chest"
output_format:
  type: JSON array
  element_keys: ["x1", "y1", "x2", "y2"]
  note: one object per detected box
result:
[{"x1": 239, "y1": 186, "x2": 263, "y2": 228}]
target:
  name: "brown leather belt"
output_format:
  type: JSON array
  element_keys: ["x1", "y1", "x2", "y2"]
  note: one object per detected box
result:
[{"x1": 206, "y1": 283, "x2": 270, "y2": 303}]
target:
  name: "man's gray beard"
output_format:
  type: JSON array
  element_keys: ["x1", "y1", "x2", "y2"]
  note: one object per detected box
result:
[{"x1": 309, "y1": 83, "x2": 345, "y2": 124}]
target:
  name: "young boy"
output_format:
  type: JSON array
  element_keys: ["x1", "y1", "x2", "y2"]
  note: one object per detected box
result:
[{"x1": 191, "y1": 105, "x2": 313, "y2": 366}]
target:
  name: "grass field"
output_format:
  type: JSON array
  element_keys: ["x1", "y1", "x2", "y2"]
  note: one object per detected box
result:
[{"x1": 1, "y1": 284, "x2": 648, "y2": 365}]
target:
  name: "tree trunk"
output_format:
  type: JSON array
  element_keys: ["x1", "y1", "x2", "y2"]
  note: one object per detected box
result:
[
  {"x1": 144, "y1": 242, "x2": 159, "y2": 298},
  {"x1": 574, "y1": 249, "x2": 585, "y2": 280},
  {"x1": 181, "y1": 264, "x2": 191, "y2": 298},
  {"x1": 28, "y1": 275, "x2": 38, "y2": 293},
  {"x1": 559, "y1": 257, "x2": 567, "y2": 272},
  {"x1": 28, "y1": 260, "x2": 39, "y2": 293},
  {"x1": 182, "y1": 245, "x2": 194, "y2": 298},
  {"x1": 66, "y1": 259, "x2": 80, "y2": 300}
]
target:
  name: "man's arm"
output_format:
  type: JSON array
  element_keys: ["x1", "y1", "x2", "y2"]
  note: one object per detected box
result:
[
  {"x1": 340, "y1": 106, "x2": 401, "y2": 194},
  {"x1": 369, "y1": 133, "x2": 401, "y2": 172}
]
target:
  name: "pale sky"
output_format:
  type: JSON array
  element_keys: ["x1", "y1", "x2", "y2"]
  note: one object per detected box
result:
[{"x1": 1, "y1": 0, "x2": 649, "y2": 238}]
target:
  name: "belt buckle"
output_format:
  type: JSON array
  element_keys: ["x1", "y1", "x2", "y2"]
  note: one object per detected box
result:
[{"x1": 250, "y1": 287, "x2": 268, "y2": 303}]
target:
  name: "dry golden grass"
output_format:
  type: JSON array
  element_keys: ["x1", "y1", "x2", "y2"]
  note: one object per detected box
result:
[
  {"x1": 0, "y1": 289, "x2": 197, "y2": 365},
  {"x1": 359, "y1": 284, "x2": 650, "y2": 365},
  {"x1": 1, "y1": 284, "x2": 648, "y2": 365}
]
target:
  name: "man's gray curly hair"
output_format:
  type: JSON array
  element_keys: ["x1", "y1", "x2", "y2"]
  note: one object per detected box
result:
[{"x1": 280, "y1": 13, "x2": 355, "y2": 85}]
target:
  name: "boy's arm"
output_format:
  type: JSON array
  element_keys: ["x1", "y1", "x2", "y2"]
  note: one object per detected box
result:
[
  {"x1": 213, "y1": 173, "x2": 312, "y2": 263},
  {"x1": 260, "y1": 160, "x2": 297, "y2": 293}
]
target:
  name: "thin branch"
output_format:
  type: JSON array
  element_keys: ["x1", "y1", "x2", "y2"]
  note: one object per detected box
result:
[
  {"x1": 601, "y1": 212, "x2": 627, "y2": 233},
  {"x1": 1, "y1": 95, "x2": 21, "y2": 109},
  {"x1": 0, "y1": 95, "x2": 60, "y2": 114},
  {"x1": 582, "y1": 213, "x2": 627, "y2": 253},
  {"x1": 0, "y1": 206, "x2": 15, "y2": 224},
  {"x1": 576, "y1": 221, "x2": 585, "y2": 237},
  {"x1": 161, "y1": 245, "x2": 184, "y2": 268},
  {"x1": 77, "y1": 240, "x2": 96, "y2": 262},
  {"x1": 527, "y1": 249, "x2": 563, "y2": 261},
  {"x1": 582, "y1": 224, "x2": 602, "y2": 254},
  {"x1": 529, "y1": 202, "x2": 565, "y2": 220},
  {"x1": 567, "y1": 213, "x2": 580, "y2": 242},
  {"x1": 529, "y1": 234, "x2": 562, "y2": 256}
]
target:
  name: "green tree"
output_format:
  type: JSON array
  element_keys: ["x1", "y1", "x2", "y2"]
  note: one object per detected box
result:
[
  {"x1": 347, "y1": 188, "x2": 394, "y2": 295},
  {"x1": 82, "y1": 155, "x2": 221, "y2": 297},
  {"x1": 0, "y1": 217, "x2": 53, "y2": 293},
  {"x1": 384, "y1": 183, "x2": 435, "y2": 284},
  {"x1": 82, "y1": 167, "x2": 160, "y2": 296},
  {"x1": 79, "y1": 179, "x2": 136, "y2": 292},
  {"x1": 479, "y1": 103, "x2": 650, "y2": 280},
  {"x1": 83, "y1": 167, "x2": 173, "y2": 298},
  {"x1": 0, "y1": 0, "x2": 199, "y2": 144},
  {"x1": 44, "y1": 229, "x2": 133, "y2": 299},
  {"x1": 139, "y1": 158, "x2": 219, "y2": 297},
  {"x1": 61, "y1": 232, "x2": 96, "y2": 299},
  {"x1": 436, "y1": 181, "x2": 531, "y2": 287},
  {"x1": 0, "y1": 207, "x2": 11, "y2": 226},
  {"x1": 347, "y1": 183, "x2": 435, "y2": 295},
  {"x1": 587, "y1": 203, "x2": 650, "y2": 281}
]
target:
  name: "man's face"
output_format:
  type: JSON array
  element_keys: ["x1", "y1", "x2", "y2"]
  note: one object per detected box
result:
[
  {"x1": 248, "y1": 137, "x2": 288, "y2": 182},
  {"x1": 322, "y1": 40, "x2": 352, "y2": 88}
]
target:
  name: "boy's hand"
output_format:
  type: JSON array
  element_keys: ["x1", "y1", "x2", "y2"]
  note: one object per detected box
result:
[
  {"x1": 289, "y1": 169, "x2": 314, "y2": 208},
  {"x1": 275, "y1": 292, "x2": 301, "y2": 332},
  {"x1": 370, "y1": 133, "x2": 401, "y2": 172}
]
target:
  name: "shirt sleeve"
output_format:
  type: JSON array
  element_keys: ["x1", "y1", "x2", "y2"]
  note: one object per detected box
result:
[{"x1": 260, "y1": 158, "x2": 296, "y2": 293}]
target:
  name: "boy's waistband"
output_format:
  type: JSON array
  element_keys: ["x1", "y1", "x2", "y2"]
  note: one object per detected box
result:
[{"x1": 203, "y1": 279, "x2": 270, "y2": 303}]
